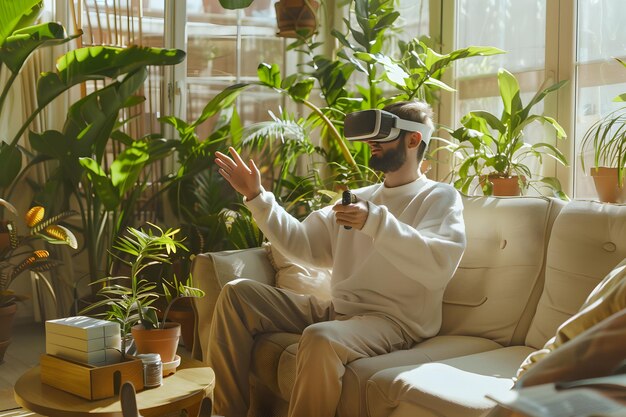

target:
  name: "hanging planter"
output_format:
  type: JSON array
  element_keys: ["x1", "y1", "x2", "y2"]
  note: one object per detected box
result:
[{"x1": 275, "y1": 0, "x2": 319, "y2": 38}]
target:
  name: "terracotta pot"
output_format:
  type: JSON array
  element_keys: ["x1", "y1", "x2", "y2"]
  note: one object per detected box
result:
[
  {"x1": 480, "y1": 175, "x2": 522, "y2": 196},
  {"x1": 131, "y1": 322, "x2": 181, "y2": 363},
  {"x1": 590, "y1": 167, "x2": 626, "y2": 203},
  {"x1": 0, "y1": 302, "x2": 18, "y2": 362},
  {"x1": 275, "y1": 0, "x2": 319, "y2": 38}
]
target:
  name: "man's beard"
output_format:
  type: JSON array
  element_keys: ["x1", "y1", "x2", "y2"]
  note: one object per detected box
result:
[{"x1": 369, "y1": 139, "x2": 406, "y2": 173}]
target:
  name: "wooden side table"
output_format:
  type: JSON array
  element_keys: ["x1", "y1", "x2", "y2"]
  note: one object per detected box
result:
[{"x1": 14, "y1": 363, "x2": 215, "y2": 417}]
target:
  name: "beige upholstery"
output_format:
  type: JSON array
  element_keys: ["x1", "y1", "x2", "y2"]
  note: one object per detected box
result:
[
  {"x1": 191, "y1": 197, "x2": 626, "y2": 417},
  {"x1": 191, "y1": 248, "x2": 276, "y2": 361},
  {"x1": 525, "y1": 200, "x2": 626, "y2": 349},
  {"x1": 440, "y1": 196, "x2": 565, "y2": 345},
  {"x1": 366, "y1": 347, "x2": 535, "y2": 417}
]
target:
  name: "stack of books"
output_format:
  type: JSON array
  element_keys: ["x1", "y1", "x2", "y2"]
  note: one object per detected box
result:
[{"x1": 45, "y1": 316, "x2": 122, "y2": 366}]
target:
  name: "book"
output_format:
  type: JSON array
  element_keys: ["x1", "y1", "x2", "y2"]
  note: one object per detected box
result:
[
  {"x1": 486, "y1": 381, "x2": 626, "y2": 417},
  {"x1": 45, "y1": 316, "x2": 120, "y2": 340},
  {"x1": 46, "y1": 331, "x2": 121, "y2": 352},
  {"x1": 46, "y1": 341, "x2": 123, "y2": 365}
]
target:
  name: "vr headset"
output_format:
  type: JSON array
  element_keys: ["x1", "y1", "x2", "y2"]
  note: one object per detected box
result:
[{"x1": 344, "y1": 109, "x2": 433, "y2": 145}]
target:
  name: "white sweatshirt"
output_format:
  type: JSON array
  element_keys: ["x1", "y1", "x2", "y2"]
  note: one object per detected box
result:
[{"x1": 245, "y1": 175, "x2": 466, "y2": 340}]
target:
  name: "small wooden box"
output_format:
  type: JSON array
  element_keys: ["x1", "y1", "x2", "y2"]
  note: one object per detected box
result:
[{"x1": 40, "y1": 354, "x2": 144, "y2": 400}]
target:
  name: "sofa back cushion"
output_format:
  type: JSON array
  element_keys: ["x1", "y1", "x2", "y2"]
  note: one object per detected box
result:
[
  {"x1": 440, "y1": 195, "x2": 564, "y2": 346},
  {"x1": 190, "y1": 248, "x2": 276, "y2": 361},
  {"x1": 525, "y1": 201, "x2": 626, "y2": 349}
]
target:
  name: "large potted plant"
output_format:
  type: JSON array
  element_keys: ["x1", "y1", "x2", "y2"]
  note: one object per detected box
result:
[
  {"x1": 439, "y1": 68, "x2": 569, "y2": 198},
  {"x1": 579, "y1": 58, "x2": 626, "y2": 203},
  {"x1": 81, "y1": 224, "x2": 204, "y2": 365},
  {"x1": 0, "y1": 198, "x2": 77, "y2": 362}
]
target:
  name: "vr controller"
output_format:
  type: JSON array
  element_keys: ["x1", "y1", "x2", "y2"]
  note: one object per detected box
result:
[
  {"x1": 342, "y1": 190, "x2": 356, "y2": 230},
  {"x1": 344, "y1": 109, "x2": 433, "y2": 144}
]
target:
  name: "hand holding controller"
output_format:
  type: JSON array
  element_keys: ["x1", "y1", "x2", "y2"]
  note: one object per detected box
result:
[{"x1": 342, "y1": 190, "x2": 356, "y2": 230}]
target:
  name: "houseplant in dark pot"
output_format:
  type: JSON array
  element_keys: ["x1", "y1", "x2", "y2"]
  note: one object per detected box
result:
[
  {"x1": 0, "y1": 198, "x2": 77, "y2": 362},
  {"x1": 579, "y1": 58, "x2": 626, "y2": 203},
  {"x1": 438, "y1": 68, "x2": 569, "y2": 197},
  {"x1": 81, "y1": 224, "x2": 204, "y2": 366}
]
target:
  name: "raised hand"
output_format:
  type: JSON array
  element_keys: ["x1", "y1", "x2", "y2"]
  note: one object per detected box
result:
[{"x1": 215, "y1": 147, "x2": 262, "y2": 201}]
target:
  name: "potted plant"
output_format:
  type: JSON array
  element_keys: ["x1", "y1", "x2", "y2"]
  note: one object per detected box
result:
[
  {"x1": 438, "y1": 68, "x2": 569, "y2": 198},
  {"x1": 81, "y1": 224, "x2": 204, "y2": 364},
  {"x1": 0, "y1": 198, "x2": 77, "y2": 362},
  {"x1": 579, "y1": 58, "x2": 626, "y2": 203}
]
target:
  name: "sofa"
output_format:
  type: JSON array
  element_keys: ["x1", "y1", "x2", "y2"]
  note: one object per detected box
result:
[{"x1": 190, "y1": 195, "x2": 626, "y2": 417}]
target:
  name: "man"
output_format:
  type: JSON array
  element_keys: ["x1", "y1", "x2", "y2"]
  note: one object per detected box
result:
[{"x1": 208, "y1": 100, "x2": 467, "y2": 417}]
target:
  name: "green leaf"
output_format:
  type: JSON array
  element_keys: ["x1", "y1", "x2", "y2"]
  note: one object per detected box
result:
[
  {"x1": 0, "y1": 22, "x2": 71, "y2": 73},
  {"x1": 28, "y1": 129, "x2": 68, "y2": 159},
  {"x1": 79, "y1": 157, "x2": 120, "y2": 210},
  {"x1": 288, "y1": 79, "x2": 315, "y2": 102},
  {"x1": 0, "y1": 0, "x2": 42, "y2": 47},
  {"x1": 497, "y1": 68, "x2": 522, "y2": 117},
  {"x1": 614, "y1": 93, "x2": 626, "y2": 102},
  {"x1": 492, "y1": 154, "x2": 509, "y2": 174},
  {"x1": 522, "y1": 79, "x2": 568, "y2": 119},
  {"x1": 531, "y1": 142, "x2": 569, "y2": 166},
  {"x1": 110, "y1": 146, "x2": 150, "y2": 194},
  {"x1": 0, "y1": 143, "x2": 22, "y2": 189},
  {"x1": 257, "y1": 63, "x2": 282, "y2": 88},
  {"x1": 192, "y1": 83, "x2": 252, "y2": 128},
  {"x1": 36, "y1": 45, "x2": 185, "y2": 109},
  {"x1": 466, "y1": 111, "x2": 506, "y2": 134}
]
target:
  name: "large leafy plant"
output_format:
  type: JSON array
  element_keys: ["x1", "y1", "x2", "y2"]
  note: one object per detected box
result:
[
  {"x1": 439, "y1": 68, "x2": 569, "y2": 198},
  {"x1": 28, "y1": 46, "x2": 185, "y2": 291},
  {"x1": 0, "y1": 0, "x2": 76, "y2": 195}
]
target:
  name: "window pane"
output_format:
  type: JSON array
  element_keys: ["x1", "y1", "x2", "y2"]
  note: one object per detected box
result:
[
  {"x1": 456, "y1": 0, "x2": 546, "y2": 77},
  {"x1": 573, "y1": 0, "x2": 626, "y2": 199},
  {"x1": 577, "y1": 0, "x2": 626, "y2": 63},
  {"x1": 186, "y1": 0, "x2": 287, "y2": 139}
]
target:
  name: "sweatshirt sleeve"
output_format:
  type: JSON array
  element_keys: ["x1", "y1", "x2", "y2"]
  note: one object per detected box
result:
[
  {"x1": 360, "y1": 185, "x2": 466, "y2": 290},
  {"x1": 245, "y1": 188, "x2": 335, "y2": 269}
]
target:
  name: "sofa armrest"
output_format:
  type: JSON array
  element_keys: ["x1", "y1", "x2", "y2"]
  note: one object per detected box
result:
[{"x1": 190, "y1": 247, "x2": 276, "y2": 361}]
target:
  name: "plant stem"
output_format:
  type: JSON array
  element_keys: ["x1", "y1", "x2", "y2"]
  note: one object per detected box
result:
[
  {"x1": 0, "y1": 72, "x2": 19, "y2": 116},
  {"x1": 9, "y1": 106, "x2": 43, "y2": 147},
  {"x1": 301, "y1": 99, "x2": 358, "y2": 170}
]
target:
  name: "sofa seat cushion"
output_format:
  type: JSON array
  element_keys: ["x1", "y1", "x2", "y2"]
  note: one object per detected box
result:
[
  {"x1": 338, "y1": 335, "x2": 502, "y2": 417},
  {"x1": 251, "y1": 333, "x2": 502, "y2": 410},
  {"x1": 250, "y1": 332, "x2": 300, "y2": 399},
  {"x1": 366, "y1": 346, "x2": 535, "y2": 417}
]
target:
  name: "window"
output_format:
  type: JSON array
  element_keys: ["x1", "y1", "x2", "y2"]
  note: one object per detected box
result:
[
  {"x1": 574, "y1": 0, "x2": 626, "y2": 199},
  {"x1": 185, "y1": 0, "x2": 289, "y2": 139},
  {"x1": 453, "y1": 0, "x2": 550, "y2": 190}
]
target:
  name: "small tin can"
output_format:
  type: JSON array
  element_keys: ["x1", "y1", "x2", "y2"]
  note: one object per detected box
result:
[{"x1": 136, "y1": 353, "x2": 162, "y2": 388}]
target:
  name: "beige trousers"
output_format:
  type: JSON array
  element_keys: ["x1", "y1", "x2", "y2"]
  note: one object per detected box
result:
[{"x1": 207, "y1": 279, "x2": 413, "y2": 417}]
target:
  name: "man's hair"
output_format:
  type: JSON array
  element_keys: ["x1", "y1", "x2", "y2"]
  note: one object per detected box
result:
[{"x1": 382, "y1": 101, "x2": 434, "y2": 163}]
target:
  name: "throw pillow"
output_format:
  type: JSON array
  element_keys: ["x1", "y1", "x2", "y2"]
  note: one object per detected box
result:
[
  {"x1": 516, "y1": 257, "x2": 626, "y2": 378},
  {"x1": 263, "y1": 242, "x2": 332, "y2": 301}
]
